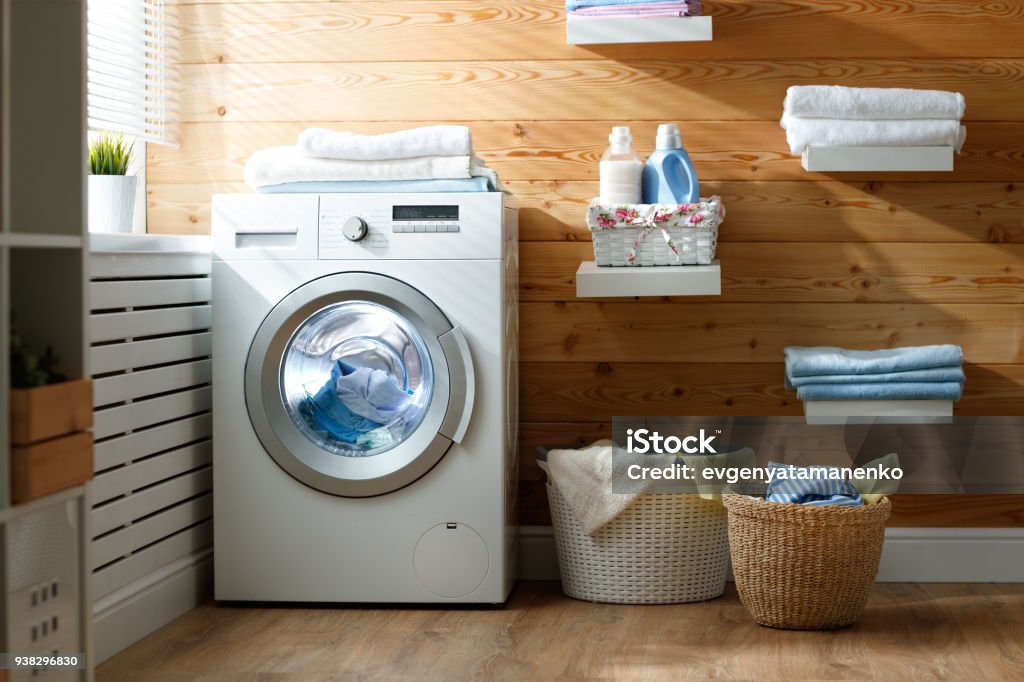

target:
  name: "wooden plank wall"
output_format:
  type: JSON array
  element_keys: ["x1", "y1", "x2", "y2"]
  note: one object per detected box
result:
[{"x1": 153, "y1": 0, "x2": 1024, "y2": 527}]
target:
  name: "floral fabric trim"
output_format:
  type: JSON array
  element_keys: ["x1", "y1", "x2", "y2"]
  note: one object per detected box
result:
[{"x1": 587, "y1": 196, "x2": 725, "y2": 265}]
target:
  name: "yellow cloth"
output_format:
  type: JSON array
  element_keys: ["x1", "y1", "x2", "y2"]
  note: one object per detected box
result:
[{"x1": 850, "y1": 452, "x2": 901, "y2": 505}]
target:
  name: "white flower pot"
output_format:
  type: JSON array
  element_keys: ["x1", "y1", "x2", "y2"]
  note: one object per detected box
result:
[{"x1": 88, "y1": 175, "x2": 138, "y2": 233}]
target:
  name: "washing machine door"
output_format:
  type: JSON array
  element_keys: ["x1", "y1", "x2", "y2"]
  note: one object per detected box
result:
[{"x1": 245, "y1": 272, "x2": 474, "y2": 497}]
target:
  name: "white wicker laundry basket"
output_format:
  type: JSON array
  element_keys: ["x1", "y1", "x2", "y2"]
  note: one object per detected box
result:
[
  {"x1": 546, "y1": 481, "x2": 730, "y2": 604},
  {"x1": 587, "y1": 197, "x2": 724, "y2": 267}
]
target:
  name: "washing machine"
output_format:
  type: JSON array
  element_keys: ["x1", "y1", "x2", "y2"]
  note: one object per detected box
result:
[{"x1": 211, "y1": 192, "x2": 518, "y2": 603}]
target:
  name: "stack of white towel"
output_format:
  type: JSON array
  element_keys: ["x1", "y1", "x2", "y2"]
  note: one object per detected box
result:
[
  {"x1": 243, "y1": 125, "x2": 504, "y2": 193},
  {"x1": 781, "y1": 86, "x2": 967, "y2": 155}
]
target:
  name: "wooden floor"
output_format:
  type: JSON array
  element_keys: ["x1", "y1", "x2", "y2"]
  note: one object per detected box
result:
[{"x1": 98, "y1": 582, "x2": 1024, "y2": 681}]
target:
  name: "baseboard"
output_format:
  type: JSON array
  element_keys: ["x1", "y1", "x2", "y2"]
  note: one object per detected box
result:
[
  {"x1": 93, "y1": 550, "x2": 213, "y2": 663},
  {"x1": 517, "y1": 525, "x2": 1024, "y2": 583}
]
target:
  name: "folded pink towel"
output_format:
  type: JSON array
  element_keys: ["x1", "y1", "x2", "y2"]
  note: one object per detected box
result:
[
  {"x1": 571, "y1": 9, "x2": 698, "y2": 17},
  {"x1": 571, "y1": 1, "x2": 701, "y2": 17}
]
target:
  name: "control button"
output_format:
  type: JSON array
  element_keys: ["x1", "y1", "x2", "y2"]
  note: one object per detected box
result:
[
  {"x1": 414, "y1": 225, "x2": 425, "y2": 233},
  {"x1": 425, "y1": 224, "x2": 437, "y2": 233},
  {"x1": 447, "y1": 224, "x2": 461, "y2": 233},
  {"x1": 343, "y1": 216, "x2": 369, "y2": 242}
]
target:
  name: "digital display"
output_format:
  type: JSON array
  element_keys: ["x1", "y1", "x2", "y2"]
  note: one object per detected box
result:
[{"x1": 392, "y1": 205, "x2": 459, "y2": 221}]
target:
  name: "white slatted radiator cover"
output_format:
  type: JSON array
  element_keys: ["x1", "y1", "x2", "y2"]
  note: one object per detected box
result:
[{"x1": 89, "y1": 249, "x2": 212, "y2": 658}]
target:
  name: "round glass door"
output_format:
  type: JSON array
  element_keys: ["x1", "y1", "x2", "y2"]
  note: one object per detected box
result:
[
  {"x1": 245, "y1": 273, "x2": 474, "y2": 497},
  {"x1": 281, "y1": 301, "x2": 434, "y2": 459}
]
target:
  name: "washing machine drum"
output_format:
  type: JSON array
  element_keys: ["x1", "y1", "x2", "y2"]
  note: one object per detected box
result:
[{"x1": 245, "y1": 272, "x2": 474, "y2": 497}]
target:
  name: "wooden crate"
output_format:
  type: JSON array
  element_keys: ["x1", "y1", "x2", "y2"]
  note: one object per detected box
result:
[
  {"x1": 9, "y1": 378, "x2": 93, "y2": 445},
  {"x1": 11, "y1": 431, "x2": 94, "y2": 504}
]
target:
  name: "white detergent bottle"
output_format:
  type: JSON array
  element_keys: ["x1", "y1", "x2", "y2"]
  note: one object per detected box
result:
[{"x1": 599, "y1": 126, "x2": 642, "y2": 204}]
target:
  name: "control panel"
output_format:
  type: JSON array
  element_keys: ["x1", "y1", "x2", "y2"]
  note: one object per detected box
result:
[
  {"x1": 213, "y1": 192, "x2": 509, "y2": 261},
  {"x1": 316, "y1": 194, "x2": 505, "y2": 260}
]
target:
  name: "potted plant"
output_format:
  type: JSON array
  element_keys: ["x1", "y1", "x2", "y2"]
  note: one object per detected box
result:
[
  {"x1": 9, "y1": 328, "x2": 93, "y2": 504},
  {"x1": 88, "y1": 131, "x2": 137, "y2": 233}
]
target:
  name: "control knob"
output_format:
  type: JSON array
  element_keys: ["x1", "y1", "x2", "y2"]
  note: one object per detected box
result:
[{"x1": 343, "y1": 216, "x2": 369, "y2": 242}]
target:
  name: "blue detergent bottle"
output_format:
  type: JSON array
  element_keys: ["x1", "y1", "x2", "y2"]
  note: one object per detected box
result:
[{"x1": 642, "y1": 123, "x2": 700, "y2": 204}]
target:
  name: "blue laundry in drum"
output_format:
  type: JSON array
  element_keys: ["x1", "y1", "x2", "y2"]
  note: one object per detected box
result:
[
  {"x1": 303, "y1": 361, "x2": 383, "y2": 444},
  {"x1": 335, "y1": 360, "x2": 415, "y2": 424}
]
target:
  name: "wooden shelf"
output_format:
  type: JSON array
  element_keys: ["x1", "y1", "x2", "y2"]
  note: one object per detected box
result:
[
  {"x1": 567, "y1": 15, "x2": 712, "y2": 45},
  {"x1": 801, "y1": 146, "x2": 955, "y2": 172},
  {"x1": 804, "y1": 399, "x2": 954, "y2": 425},
  {"x1": 576, "y1": 260, "x2": 721, "y2": 298}
]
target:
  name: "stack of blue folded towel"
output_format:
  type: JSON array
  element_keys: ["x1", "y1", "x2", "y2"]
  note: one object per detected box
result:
[{"x1": 784, "y1": 344, "x2": 965, "y2": 401}]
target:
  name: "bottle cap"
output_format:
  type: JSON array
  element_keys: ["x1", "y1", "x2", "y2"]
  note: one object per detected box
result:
[
  {"x1": 655, "y1": 123, "x2": 682, "y2": 150},
  {"x1": 609, "y1": 126, "x2": 632, "y2": 145}
]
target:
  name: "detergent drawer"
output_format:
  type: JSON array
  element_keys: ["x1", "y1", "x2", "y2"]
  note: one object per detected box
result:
[{"x1": 212, "y1": 194, "x2": 319, "y2": 260}]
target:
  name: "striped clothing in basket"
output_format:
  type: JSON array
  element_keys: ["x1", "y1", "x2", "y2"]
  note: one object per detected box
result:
[{"x1": 766, "y1": 463, "x2": 864, "y2": 506}]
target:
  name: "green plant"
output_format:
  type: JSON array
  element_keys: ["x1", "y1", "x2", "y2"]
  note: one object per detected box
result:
[
  {"x1": 89, "y1": 132, "x2": 135, "y2": 175},
  {"x1": 10, "y1": 328, "x2": 64, "y2": 388}
]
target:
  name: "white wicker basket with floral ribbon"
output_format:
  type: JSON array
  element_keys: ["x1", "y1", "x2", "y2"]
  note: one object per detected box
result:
[{"x1": 587, "y1": 197, "x2": 724, "y2": 266}]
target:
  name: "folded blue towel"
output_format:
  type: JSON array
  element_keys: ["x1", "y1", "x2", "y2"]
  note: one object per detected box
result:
[
  {"x1": 766, "y1": 462, "x2": 864, "y2": 506},
  {"x1": 785, "y1": 345, "x2": 963, "y2": 378},
  {"x1": 256, "y1": 177, "x2": 492, "y2": 194},
  {"x1": 796, "y1": 381, "x2": 963, "y2": 401},
  {"x1": 786, "y1": 365, "x2": 965, "y2": 389}
]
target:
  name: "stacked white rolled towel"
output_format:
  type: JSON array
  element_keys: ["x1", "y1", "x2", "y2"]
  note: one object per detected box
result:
[
  {"x1": 780, "y1": 86, "x2": 967, "y2": 155},
  {"x1": 243, "y1": 125, "x2": 504, "y2": 192}
]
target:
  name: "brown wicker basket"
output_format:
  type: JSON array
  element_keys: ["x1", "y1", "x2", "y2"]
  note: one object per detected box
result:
[{"x1": 722, "y1": 493, "x2": 891, "y2": 630}]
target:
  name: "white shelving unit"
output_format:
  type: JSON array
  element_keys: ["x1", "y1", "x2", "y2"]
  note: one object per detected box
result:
[
  {"x1": 2, "y1": 0, "x2": 93, "y2": 677},
  {"x1": 576, "y1": 260, "x2": 721, "y2": 297},
  {"x1": 0, "y1": 233, "x2": 84, "y2": 249},
  {"x1": 804, "y1": 400, "x2": 954, "y2": 425},
  {"x1": 801, "y1": 146, "x2": 955, "y2": 172},
  {"x1": 567, "y1": 15, "x2": 712, "y2": 45}
]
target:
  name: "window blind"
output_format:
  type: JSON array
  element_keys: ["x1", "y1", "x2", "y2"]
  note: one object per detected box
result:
[{"x1": 87, "y1": 0, "x2": 179, "y2": 147}]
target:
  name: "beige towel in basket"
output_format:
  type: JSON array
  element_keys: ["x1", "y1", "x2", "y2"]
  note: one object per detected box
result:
[{"x1": 546, "y1": 440, "x2": 677, "y2": 535}]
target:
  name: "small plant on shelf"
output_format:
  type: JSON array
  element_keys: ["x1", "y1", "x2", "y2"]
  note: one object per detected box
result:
[
  {"x1": 87, "y1": 131, "x2": 138, "y2": 233},
  {"x1": 9, "y1": 327, "x2": 64, "y2": 388},
  {"x1": 8, "y1": 326, "x2": 93, "y2": 503},
  {"x1": 88, "y1": 131, "x2": 134, "y2": 176}
]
